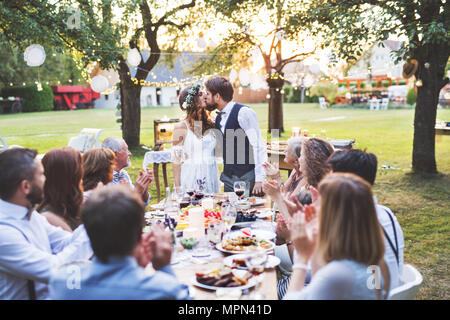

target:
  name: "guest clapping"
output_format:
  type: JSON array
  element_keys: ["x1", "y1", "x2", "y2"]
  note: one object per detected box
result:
[{"x1": 284, "y1": 173, "x2": 390, "y2": 300}]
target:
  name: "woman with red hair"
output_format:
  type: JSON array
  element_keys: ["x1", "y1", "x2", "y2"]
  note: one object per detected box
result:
[{"x1": 38, "y1": 147, "x2": 84, "y2": 232}]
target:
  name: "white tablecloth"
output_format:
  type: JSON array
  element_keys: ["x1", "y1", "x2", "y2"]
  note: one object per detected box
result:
[{"x1": 143, "y1": 151, "x2": 172, "y2": 168}]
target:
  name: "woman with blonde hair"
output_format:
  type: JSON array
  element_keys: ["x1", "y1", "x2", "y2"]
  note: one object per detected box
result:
[
  {"x1": 82, "y1": 148, "x2": 115, "y2": 201},
  {"x1": 284, "y1": 173, "x2": 390, "y2": 300}
]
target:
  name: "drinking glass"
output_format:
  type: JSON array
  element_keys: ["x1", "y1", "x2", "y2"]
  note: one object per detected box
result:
[
  {"x1": 233, "y1": 181, "x2": 246, "y2": 200},
  {"x1": 245, "y1": 248, "x2": 268, "y2": 300},
  {"x1": 223, "y1": 204, "x2": 237, "y2": 235}
]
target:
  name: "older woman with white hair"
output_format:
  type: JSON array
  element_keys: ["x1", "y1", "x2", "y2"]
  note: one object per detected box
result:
[{"x1": 263, "y1": 137, "x2": 303, "y2": 198}]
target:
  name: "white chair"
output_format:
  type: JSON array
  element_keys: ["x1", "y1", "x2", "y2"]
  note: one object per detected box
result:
[
  {"x1": 380, "y1": 98, "x2": 389, "y2": 110},
  {"x1": 0, "y1": 136, "x2": 8, "y2": 152},
  {"x1": 68, "y1": 128, "x2": 103, "y2": 153},
  {"x1": 388, "y1": 264, "x2": 423, "y2": 300},
  {"x1": 319, "y1": 97, "x2": 328, "y2": 109},
  {"x1": 369, "y1": 99, "x2": 380, "y2": 111}
]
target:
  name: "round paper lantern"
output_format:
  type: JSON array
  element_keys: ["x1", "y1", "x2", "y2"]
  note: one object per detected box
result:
[
  {"x1": 197, "y1": 37, "x2": 207, "y2": 48},
  {"x1": 229, "y1": 69, "x2": 238, "y2": 83},
  {"x1": 209, "y1": 40, "x2": 217, "y2": 48},
  {"x1": 24, "y1": 44, "x2": 46, "y2": 67},
  {"x1": 238, "y1": 68, "x2": 251, "y2": 86},
  {"x1": 309, "y1": 63, "x2": 321, "y2": 75},
  {"x1": 275, "y1": 30, "x2": 285, "y2": 41},
  {"x1": 90, "y1": 75, "x2": 109, "y2": 93},
  {"x1": 126, "y1": 48, "x2": 141, "y2": 67},
  {"x1": 303, "y1": 75, "x2": 315, "y2": 88}
]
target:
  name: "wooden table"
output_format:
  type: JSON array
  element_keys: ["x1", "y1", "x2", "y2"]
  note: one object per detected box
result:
[{"x1": 435, "y1": 126, "x2": 450, "y2": 135}]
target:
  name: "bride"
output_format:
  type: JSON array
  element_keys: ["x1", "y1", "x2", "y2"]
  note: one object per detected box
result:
[{"x1": 172, "y1": 84, "x2": 219, "y2": 194}]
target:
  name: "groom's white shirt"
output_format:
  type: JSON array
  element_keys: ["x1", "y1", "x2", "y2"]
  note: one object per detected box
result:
[{"x1": 217, "y1": 101, "x2": 267, "y2": 182}]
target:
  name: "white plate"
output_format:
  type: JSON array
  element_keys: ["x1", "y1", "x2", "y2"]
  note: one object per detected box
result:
[
  {"x1": 223, "y1": 254, "x2": 281, "y2": 269},
  {"x1": 255, "y1": 209, "x2": 274, "y2": 219},
  {"x1": 191, "y1": 271, "x2": 258, "y2": 291},
  {"x1": 249, "y1": 197, "x2": 266, "y2": 207},
  {"x1": 215, "y1": 240, "x2": 275, "y2": 254},
  {"x1": 150, "y1": 203, "x2": 165, "y2": 210},
  {"x1": 225, "y1": 229, "x2": 276, "y2": 241},
  {"x1": 145, "y1": 210, "x2": 164, "y2": 217}
]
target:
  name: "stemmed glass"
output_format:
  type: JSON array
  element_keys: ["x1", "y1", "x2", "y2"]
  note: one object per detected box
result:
[
  {"x1": 222, "y1": 204, "x2": 237, "y2": 235},
  {"x1": 234, "y1": 181, "x2": 246, "y2": 200},
  {"x1": 244, "y1": 248, "x2": 268, "y2": 300}
]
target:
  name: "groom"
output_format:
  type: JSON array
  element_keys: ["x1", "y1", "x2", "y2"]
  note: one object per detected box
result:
[{"x1": 204, "y1": 76, "x2": 267, "y2": 196}]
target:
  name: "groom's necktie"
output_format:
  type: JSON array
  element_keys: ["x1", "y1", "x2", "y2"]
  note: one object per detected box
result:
[{"x1": 216, "y1": 111, "x2": 225, "y2": 130}]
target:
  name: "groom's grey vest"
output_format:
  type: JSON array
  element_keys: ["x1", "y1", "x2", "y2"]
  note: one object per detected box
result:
[{"x1": 215, "y1": 103, "x2": 255, "y2": 178}]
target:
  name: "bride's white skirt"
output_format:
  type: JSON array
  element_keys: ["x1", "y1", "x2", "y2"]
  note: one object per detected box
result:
[{"x1": 180, "y1": 160, "x2": 219, "y2": 194}]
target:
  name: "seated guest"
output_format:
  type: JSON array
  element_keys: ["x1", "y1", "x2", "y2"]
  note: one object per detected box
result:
[
  {"x1": 49, "y1": 185, "x2": 191, "y2": 300},
  {"x1": 81, "y1": 148, "x2": 115, "y2": 201},
  {"x1": 327, "y1": 148, "x2": 404, "y2": 290},
  {"x1": 263, "y1": 137, "x2": 303, "y2": 197},
  {"x1": 284, "y1": 173, "x2": 390, "y2": 300},
  {"x1": 38, "y1": 147, "x2": 84, "y2": 232},
  {"x1": 0, "y1": 148, "x2": 92, "y2": 300},
  {"x1": 101, "y1": 137, "x2": 153, "y2": 205},
  {"x1": 298, "y1": 137, "x2": 334, "y2": 189}
]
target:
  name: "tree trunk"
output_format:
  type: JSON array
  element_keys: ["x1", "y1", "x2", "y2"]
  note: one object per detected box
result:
[
  {"x1": 118, "y1": 62, "x2": 141, "y2": 148},
  {"x1": 267, "y1": 77, "x2": 285, "y2": 133},
  {"x1": 412, "y1": 44, "x2": 449, "y2": 174}
]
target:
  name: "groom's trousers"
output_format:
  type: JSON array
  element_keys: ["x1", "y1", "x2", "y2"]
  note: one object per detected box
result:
[{"x1": 220, "y1": 170, "x2": 255, "y2": 195}]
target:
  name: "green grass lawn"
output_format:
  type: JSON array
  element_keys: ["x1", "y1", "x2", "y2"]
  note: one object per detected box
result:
[{"x1": 1, "y1": 103, "x2": 449, "y2": 300}]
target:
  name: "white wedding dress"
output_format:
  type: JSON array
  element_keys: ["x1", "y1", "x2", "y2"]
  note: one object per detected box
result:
[{"x1": 174, "y1": 122, "x2": 219, "y2": 194}]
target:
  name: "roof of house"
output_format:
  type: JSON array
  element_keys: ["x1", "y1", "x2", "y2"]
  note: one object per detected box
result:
[{"x1": 130, "y1": 51, "x2": 204, "y2": 83}]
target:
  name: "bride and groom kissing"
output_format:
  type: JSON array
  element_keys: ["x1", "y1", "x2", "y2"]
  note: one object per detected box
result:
[{"x1": 172, "y1": 76, "x2": 267, "y2": 197}]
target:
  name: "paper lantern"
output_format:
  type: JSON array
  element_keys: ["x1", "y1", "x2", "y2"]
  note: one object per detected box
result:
[
  {"x1": 229, "y1": 69, "x2": 238, "y2": 83},
  {"x1": 275, "y1": 30, "x2": 285, "y2": 41},
  {"x1": 309, "y1": 63, "x2": 321, "y2": 75},
  {"x1": 197, "y1": 37, "x2": 207, "y2": 48},
  {"x1": 238, "y1": 68, "x2": 250, "y2": 86},
  {"x1": 126, "y1": 48, "x2": 141, "y2": 67},
  {"x1": 208, "y1": 40, "x2": 217, "y2": 48},
  {"x1": 90, "y1": 75, "x2": 109, "y2": 93},
  {"x1": 24, "y1": 44, "x2": 46, "y2": 67},
  {"x1": 303, "y1": 75, "x2": 315, "y2": 88}
]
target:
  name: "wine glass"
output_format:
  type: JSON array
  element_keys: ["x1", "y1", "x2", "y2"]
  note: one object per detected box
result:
[
  {"x1": 223, "y1": 204, "x2": 237, "y2": 235},
  {"x1": 234, "y1": 181, "x2": 246, "y2": 200},
  {"x1": 244, "y1": 248, "x2": 268, "y2": 299}
]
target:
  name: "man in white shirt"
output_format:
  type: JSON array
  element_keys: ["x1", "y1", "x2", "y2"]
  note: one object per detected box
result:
[
  {"x1": 204, "y1": 76, "x2": 267, "y2": 195},
  {"x1": 0, "y1": 148, "x2": 93, "y2": 300},
  {"x1": 101, "y1": 136, "x2": 153, "y2": 205},
  {"x1": 327, "y1": 148, "x2": 405, "y2": 290}
]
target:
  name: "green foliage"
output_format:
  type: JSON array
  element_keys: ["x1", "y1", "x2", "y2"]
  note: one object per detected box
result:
[
  {"x1": 372, "y1": 81, "x2": 380, "y2": 88},
  {"x1": 288, "y1": 86, "x2": 302, "y2": 103},
  {"x1": 283, "y1": 85, "x2": 291, "y2": 102},
  {"x1": 382, "y1": 80, "x2": 391, "y2": 88},
  {"x1": 309, "y1": 81, "x2": 338, "y2": 104},
  {"x1": 2, "y1": 84, "x2": 54, "y2": 112},
  {"x1": 407, "y1": 88, "x2": 417, "y2": 105}
]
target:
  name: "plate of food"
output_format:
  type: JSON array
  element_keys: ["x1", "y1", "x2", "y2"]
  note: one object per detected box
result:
[
  {"x1": 192, "y1": 268, "x2": 257, "y2": 290},
  {"x1": 254, "y1": 209, "x2": 273, "y2": 219},
  {"x1": 145, "y1": 210, "x2": 165, "y2": 218},
  {"x1": 223, "y1": 253, "x2": 281, "y2": 269},
  {"x1": 248, "y1": 197, "x2": 267, "y2": 207},
  {"x1": 216, "y1": 235, "x2": 275, "y2": 254},
  {"x1": 224, "y1": 229, "x2": 276, "y2": 241},
  {"x1": 150, "y1": 203, "x2": 165, "y2": 210}
]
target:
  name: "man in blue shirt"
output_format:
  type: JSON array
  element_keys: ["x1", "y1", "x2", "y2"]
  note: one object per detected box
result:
[
  {"x1": 49, "y1": 185, "x2": 191, "y2": 300},
  {"x1": 0, "y1": 148, "x2": 93, "y2": 300}
]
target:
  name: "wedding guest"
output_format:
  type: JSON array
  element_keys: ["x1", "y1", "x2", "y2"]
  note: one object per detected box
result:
[
  {"x1": 284, "y1": 173, "x2": 390, "y2": 300},
  {"x1": 263, "y1": 137, "x2": 304, "y2": 197},
  {"x1": 327, "y1": 148, "x2": 404, "y2": 290},
  {"x1": 49, "y1": 185, "x2": 191, "y2": 300},
  {"x1": 81, "y1": 148, "x2": 115, "y2": 201},
  {"x1": 101, "y1": 136, "x2": 153, "y2": 205},
  {"x1": 38, "y1": 147, "x2": 83, "y2": 232},
  {"x1": 0, "y1": 148, "x2": 92, "y2": 300},
  {"x1": 298, "y1": 137, "x2": 334, "y2": 189}
]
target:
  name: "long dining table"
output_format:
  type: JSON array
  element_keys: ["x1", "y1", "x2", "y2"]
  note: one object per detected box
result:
[{"x1": 145, "y1": 193, "x2": 279, "y2": 300}]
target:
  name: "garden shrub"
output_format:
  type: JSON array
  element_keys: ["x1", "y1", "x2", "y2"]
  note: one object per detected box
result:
[
  {"x1": 309, "y1": 81, "x2": 338, "y2": 104},
  {"x1": 406, "y1": 88, "x2": 417, "y2": 105},
  {"x1": 2, "y1": 84, "x2": 54, "y2": 112}
]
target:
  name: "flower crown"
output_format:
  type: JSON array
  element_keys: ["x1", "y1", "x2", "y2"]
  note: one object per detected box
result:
[{"x1": 182, "y1": 84, "x2": 201, "y2": 113}]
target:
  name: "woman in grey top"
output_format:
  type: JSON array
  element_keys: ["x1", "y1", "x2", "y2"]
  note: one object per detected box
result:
[{"x1": 284, "y1": 173, "x2": 390, "y2": 300}]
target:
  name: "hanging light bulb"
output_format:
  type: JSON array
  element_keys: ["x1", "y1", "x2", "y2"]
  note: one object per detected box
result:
[
  {"x1": 424, "y1": 62, "x2": 430, "y2": 69},
  {"x1": 415, "y1": 79, "x2": 423, "y2": 87}
]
